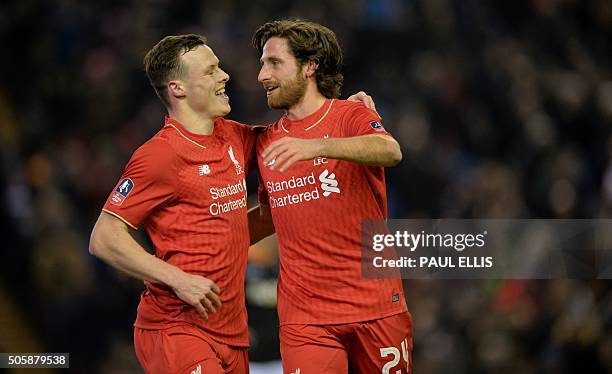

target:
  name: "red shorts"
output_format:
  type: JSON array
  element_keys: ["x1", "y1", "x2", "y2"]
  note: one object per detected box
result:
[
  {"x1": 280, "y1": 312, "x2": 413, "y2": 374},
  {"x1": 134, "y1": 324, "x2": 249, "y2": 374}
]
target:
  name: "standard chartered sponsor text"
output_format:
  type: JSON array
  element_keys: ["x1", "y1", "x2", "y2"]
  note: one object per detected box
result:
[
  {"x1": 267, "y1": 172, "x2": 316, "y2": 193},
  {"x1": 267, "y1": 172, "x2": 323, "y2": 208},
  {"x1": 209, "y1": 179, "x2": 247, "y2": 216}
]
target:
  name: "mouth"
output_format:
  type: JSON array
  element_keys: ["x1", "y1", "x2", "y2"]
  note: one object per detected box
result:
[
  {"x1": 264, "y1": 85, "x2": 279, "y2": 97},
  {"x1": 215, "y1": 87, "x2": 229, "y2": 100}
]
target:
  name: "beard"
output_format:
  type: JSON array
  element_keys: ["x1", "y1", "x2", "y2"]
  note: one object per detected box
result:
[{"x1": 267, "y1": 72, "x2": 307, "y2": 109}]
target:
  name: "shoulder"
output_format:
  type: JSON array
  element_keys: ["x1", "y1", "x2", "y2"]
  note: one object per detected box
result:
[
  {"x1": 258, "y1": 118, "x2": 284, "y2": 137},
  {"x1": 217, "y1": 117, "x2": 248, "y2": 129},
  {"x1": 333, "y1": 99, "x2": 379, "y2": 120},
  {"x1": 216, "y1": 118, "x2": 268, "y2": 140},
  {"x1": 128, "y1": 136, "x2": 177, "y2": 173},
  {"x1": 136, "y1": 134, "x2": 176, "y2": 157}
]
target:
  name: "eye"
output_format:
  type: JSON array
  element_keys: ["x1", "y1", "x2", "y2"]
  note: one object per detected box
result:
[
  {"x1": 263, "y1": 58, "x2": 280, "y2": 67},
  {"x1": 205, "y1": 65, "x2": 218, "y2": 75}
]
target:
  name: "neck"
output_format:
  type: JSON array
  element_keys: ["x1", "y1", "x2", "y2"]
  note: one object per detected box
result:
[
  {"x1": 286, "y1": 85, "x2": 327, "y2": 120},
  {"x1": 168, "y1": 105, "x2": 215, "y2": 135}
]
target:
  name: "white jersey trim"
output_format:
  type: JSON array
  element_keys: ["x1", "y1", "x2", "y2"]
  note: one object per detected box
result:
[
  {"x1": 102, "y1": 209, "x2": 139, "y2": 230},
  {"x1": 279, "y1": 99, "x2": 335, "y2": 133},
  {"x1": 167, "y1": 124, "x2": 207, "y2": 149},
  {"x1": 305, "y1": 99, "x2": 334, "y2": 131}
]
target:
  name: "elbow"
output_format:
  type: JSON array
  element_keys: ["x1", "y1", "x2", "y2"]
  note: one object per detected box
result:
[
  {"x1": 390, "y1": 146, "x2": 403, "y2": 166},
  {"x1": 89, "y1": 212, "x2": 130, "y2": 262},
  {"x1": 89, "y1": 224, "x2": 112, "y2": 259},
  {"x1": 88, "y1": 230, "x2": 103, "y2": 257},
  {"x1": 386, "y1": 139, "x2": 403, "y2": 166}
]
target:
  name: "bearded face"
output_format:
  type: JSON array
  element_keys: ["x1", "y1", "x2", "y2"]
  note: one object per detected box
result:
[
  {"x1": 258, "y1": 37, "x2": 314, "y2": 111},
  {"x1": 266, "y1": 69, "x2": 307, "y2": 109}
]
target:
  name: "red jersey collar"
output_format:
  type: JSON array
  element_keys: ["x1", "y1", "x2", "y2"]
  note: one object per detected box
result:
[
  {"x1": 280, "y1": 99, "x2": 334, "y2": 133},
  {"x1": 164, "y1": 116, "x2": 221, "y2": 148}
]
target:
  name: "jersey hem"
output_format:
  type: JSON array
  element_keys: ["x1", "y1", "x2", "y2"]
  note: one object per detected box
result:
[
  {"x1": 133, "y1": 320, "x2": 250, "y2": 348},
  {"x1": 279, "y1": 307, "x2": 408, "y2": 327}
]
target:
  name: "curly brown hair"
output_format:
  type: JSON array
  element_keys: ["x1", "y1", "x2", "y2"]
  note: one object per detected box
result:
[
  {"x1": 143, "y1": 34, "x2": 207, "y2": 108},
  {"x1": 252, "y1": 19, "x2": 343, "y2": 99}
]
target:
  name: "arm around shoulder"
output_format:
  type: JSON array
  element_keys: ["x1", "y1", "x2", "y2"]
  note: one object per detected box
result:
[
  {"x1": 261, "y1": 133, "x2": 402, "y2": 172},
  {"x1": 319, "y1": 133, "x2": 402, "y2": 167}
]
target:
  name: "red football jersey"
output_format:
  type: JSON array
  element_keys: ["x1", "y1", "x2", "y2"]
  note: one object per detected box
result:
[
  {"x1": 103, "y1": 116, "x2": 257, "y2": 347},
  {"x1": 257, "y1": 99, "x2": 408, "y2": 325}
]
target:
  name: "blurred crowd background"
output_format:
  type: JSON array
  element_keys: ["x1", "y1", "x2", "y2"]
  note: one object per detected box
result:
[{"x1": 1, "y1": 0, "x2": 611, "y2": 373}]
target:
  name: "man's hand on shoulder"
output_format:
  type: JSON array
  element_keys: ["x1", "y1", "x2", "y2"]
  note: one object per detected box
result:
[{"x1": 347, "y1": 91, "x2": 378, "y2": 115}]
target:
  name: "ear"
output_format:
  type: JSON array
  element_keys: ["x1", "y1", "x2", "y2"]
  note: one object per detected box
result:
[
  {"x1": 304, "y1": 59, "x2": 319, "y2": 78},
  {"x1": 167, "y1": 80, "x2": 186, "y2": 99}
]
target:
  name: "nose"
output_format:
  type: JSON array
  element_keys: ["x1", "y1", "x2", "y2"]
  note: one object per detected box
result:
[
  {"x1": 219, "y1": 68, "x2": 230, "y2": 83},
  {"x1": 258, "y1": 64, "x2": 270, "y2": 83}
]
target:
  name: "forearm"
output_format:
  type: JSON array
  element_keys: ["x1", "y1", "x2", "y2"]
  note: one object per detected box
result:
[
  {"x1": 318, "y1": 134, "x2": 402, "y2": 166},
  {"x1": 89, "y1": 212, "x2": 184, "y2": 287},
  {"x1": 248, "y1": 204, "x2": 275, "y2": 245}
]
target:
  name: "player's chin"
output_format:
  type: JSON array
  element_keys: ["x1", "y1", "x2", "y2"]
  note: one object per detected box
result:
[
  {"x1": 217, "y1": 103, "x2": 231, "y2": 117},
  {"x1": 267, "y1": 96, "x2": 286, "y2": 110}
]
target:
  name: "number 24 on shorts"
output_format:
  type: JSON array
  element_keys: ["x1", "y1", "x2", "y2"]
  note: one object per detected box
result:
[{"x1": 380, "y1": 337, "x2": 410, "y2": 374}]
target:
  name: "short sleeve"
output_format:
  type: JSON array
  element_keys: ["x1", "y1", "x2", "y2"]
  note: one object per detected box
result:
[
  {"x1": 102, "y1": 138, "x2": 177, "y2": 229},
  {"x1": 341, "y1": 103, "x2": 392, "y2": 137}
]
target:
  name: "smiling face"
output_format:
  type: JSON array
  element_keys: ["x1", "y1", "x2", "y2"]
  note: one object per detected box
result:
[
  {"x1": 177, "y1": 45, "x2": 231, "y2": 118},
  {"x1": 257, "y1": 37, "x2": 307, "y2": 110}
]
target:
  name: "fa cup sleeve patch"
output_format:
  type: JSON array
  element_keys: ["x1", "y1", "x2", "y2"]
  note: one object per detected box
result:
[
  {"x1": 370, "y1": 121, "x2": 385, "y2": 131},
  {"x1": 110, "y1": 178, "x2": 134, "y2": 206}
]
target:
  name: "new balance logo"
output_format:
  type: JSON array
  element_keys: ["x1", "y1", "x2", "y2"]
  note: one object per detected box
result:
[
  {"x1": 291, "y1": 369, "x2": 301, "y2": 374},
  {"x1": 319, "y1": 169, "x2": 340, "y2": 196},
  {"x1": 228, "y1": 145, "x2": 244, "y2": 175},
  {"x1": 191, "y1": 364, "x2": 201, "y2": 374},
  {"x1": 198, "y1": 165, "x2": 211, "y2": 175}
]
